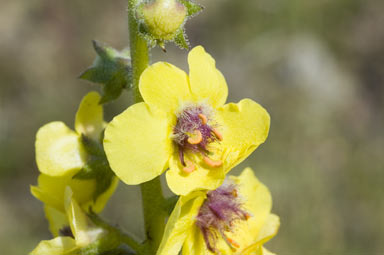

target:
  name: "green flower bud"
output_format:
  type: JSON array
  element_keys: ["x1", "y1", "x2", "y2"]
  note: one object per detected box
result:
[{"x1": 140, "y1": 0, "x2": 187, "y2": 41}]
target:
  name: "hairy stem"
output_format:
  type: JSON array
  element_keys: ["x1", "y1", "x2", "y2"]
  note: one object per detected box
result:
[{"x1": 128, "y1": 0, "x2": 167, "y2": 253}]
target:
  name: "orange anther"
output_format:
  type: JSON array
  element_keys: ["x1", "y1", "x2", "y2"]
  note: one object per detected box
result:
[
  {"x1": 183, "y1": 160, "x2": 196, "y2": 173},
  {"x1": 245, "y1": 212, "x2": 251, "y2": 220},
  {"x1": 187, "y1": 130, "x2": 202, "y2": 144},
  {"x1": 198, "y1": 113, "x2": 208, "y2": 125},
  {"x1": 227, "y1": 237, "x2": 240, "y2": 249},
  {"x1": 203, "y1": 156, "x2": 223, "y2": 168},
  {"x1": 232, "y1": 189, "x2": 238, "y2": 197},
  {"x1": 212, "y1": 128, "x2": 223, "y2": 141}
]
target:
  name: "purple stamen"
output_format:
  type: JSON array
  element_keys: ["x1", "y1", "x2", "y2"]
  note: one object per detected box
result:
[
  {"x1": 173, "y1": 103, "x2": 220, "y2": 168},
  {"x1": 196, "y1": 181, "x2": 250, "y2": 253}
]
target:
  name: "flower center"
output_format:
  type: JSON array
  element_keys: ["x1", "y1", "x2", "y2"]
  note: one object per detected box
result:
[
  {"x1": 172, "y1": 103, "x2": 223, "y2": 173},
  {"x1": 196, "y1": 181, "x2": 251, "y2": 253}
]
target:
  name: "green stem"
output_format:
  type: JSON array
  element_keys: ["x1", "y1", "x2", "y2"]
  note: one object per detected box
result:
[
  {"x1": 128, "y1": 0, "x2": 149, "y2": 102},
  {"x1": 128, "y1": 0, "x2": 167, "y2": 253},
  {"x1": 140, "y1": 177, "x2": 167, "y2": 252}
]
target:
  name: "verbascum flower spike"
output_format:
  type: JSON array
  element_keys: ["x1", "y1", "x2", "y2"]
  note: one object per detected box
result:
[
  {"x1": 31, "y1": 91, "x2": 118, "y2": 215},
  {"x1": 30, "y1": 188, "x2": 105, "y2": 255},
  {"x1": 104, "y1": 46, "x2": 270, "y2": 195},
  {"x1": 157, "y1": 168, "x2": 280, "y2": 255}
]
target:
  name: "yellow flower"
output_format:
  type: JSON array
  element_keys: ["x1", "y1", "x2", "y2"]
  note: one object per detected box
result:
[
  {"x1": 104, "y1": 46, "x2": 270, "y2": 195},
  {"x1": 30, "y1": 188, "x2": 105, "y2": 255},
  {"x1": 31, "y1": 91, "x2": 118, "y2": 215},
  {"x1": 157, "y1": 168, "x2": 280, "y2": 255}
]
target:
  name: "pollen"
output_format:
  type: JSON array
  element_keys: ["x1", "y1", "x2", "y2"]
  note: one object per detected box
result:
[
  {"x1": 212, "y1": 128, "x2": 223, "y2": 141},
  {"x1": 187, "y1": 130, "x2": 203, "y2": 144},
  {"x1": 183, "y1": 160, "x2": 196, "y2": 173},
  {"x1": 198, "y1": 113, "x2": 208, "y2": 125},
  {"x1": 227, "y1": 237, "x2": 240, "y2": 249},
  {"x1": 203, "y1": 156, "x2": 223, "y2": 168}
]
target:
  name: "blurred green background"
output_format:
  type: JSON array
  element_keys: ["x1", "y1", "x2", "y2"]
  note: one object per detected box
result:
[{"x1": 1, "y1": 0, "x2": 383, "y2": 254}]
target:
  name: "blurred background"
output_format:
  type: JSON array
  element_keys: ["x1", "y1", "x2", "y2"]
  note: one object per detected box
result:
[{"x1": 1, "y1": 0, "x2": 383, "y2": 254}]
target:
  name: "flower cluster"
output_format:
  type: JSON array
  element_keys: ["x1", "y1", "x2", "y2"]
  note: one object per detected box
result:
[{"x1": 30, "y1": 46, "x2": 279, "y2": 255}]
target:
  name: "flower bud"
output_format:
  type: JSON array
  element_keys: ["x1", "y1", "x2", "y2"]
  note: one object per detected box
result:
[{"x1": 140, "y1": 0, "x2": 187, "y2": 41}]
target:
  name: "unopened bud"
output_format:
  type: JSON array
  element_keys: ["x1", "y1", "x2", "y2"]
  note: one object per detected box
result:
[{"x1": 140, "y1": 0, "x2": 187, "y2": 41}]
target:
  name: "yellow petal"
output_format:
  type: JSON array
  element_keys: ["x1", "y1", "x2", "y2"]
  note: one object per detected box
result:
[
  {"x1": 166, "y1": 154, "x2": 225, "y2": 195},
  {"x1": 256, "y1": 214, "x2": 280, "y2": 244},
  {"x1": 234, "y1": 168, "x2": 272, "y2": 240},
  {"x1": 44, "y1": 206, "x2": 68, "y2": 237},
  {"x1": 36, "y1": 122, "x2": 86, "y2": 176},
  {"x1": 262, "y1": 247, "x2": 277, "y2": 255},
  {"x1": 64, "y1": 187, "x2": 94, "y2": 247},
  {"x1": 31, "y1": 173, "x2": 97, "y2": 212},
  {"x1": 182, "y1": 225, "x2": 209, "y2": 255},
  {"x1": 222, "y1": 168, "x2": 273, "y2": 254},
  {"x1": 75, "y1": 91, "x2": 104, "y2": 140},
  {"x1": 188, "y1": 46, "x2": 228, "y2": 108},
  {"x1": 139, "y1": 62, "x2": 192, "y2": 113},
  {"x1": 104, "y1": 102, "x2": 172, "y2": 185},
  {"x1": 30, "y1": 236, "x2": 77, "y2": 255},
  {"x1": 218, "y1": 99, "x2": 270, "y2": 173},
  {"x1": 157, "y1": 192, "x2": 205, "y2": 255}
]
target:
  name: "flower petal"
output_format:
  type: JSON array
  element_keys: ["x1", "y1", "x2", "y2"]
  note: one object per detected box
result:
[
  {"x1": 166, "y1": 154, "x2": 225, "y2": 195},
  {"x1": 182, "y1": 225, "x2": 209, "y2": 255},
  {"x1": 223, "y1": 168, "x2": 274, "y2": 254},
  {"x1": 157, "y1": 192, "x2": 205, "y2": 255},
  {"x1": 36, "y1": 122, "x2": 86, "y2": 176},
  {"x1": 64, "y1": 187, "x2": 94, "y2": 247},
  {"x1": 30, "y1": 236, "x2": 77, "y2": 255},
  {"x1": 31, "y1": 173, "x2": 98, "y2": 212},
  {"x1": 140, "y1": 62, "x2": 192, "y2": 113},
  {"x1": 218, "y1": 99, "x2": 270, "y2": 172},
  {"x1": 234, "y1": 168, "x2": 272, "y2": 239},
  {"x1": 44, "y1": 206, "x2": 68, "y2": 237},
  {"x1": 75, "y1": 91, "x2": 104, "y2": 140},
  {"x1": 188, "y1": 46, "x2": 228, "y2": 108},
  {"x1": 104, "y1": 102, "x2": 172, "y2": 185}
]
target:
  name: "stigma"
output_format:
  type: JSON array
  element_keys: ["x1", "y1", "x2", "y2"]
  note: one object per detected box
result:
[{"x1": 172, "y1": 103, "x2": 223, "y2": 173}]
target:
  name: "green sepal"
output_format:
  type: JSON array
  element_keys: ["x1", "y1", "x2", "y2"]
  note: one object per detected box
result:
[
  {"x1": 81, "y1": 134, "x2": 104, "y2": 157},
  {"x1": 180, "y1": 0, "x2": 203, "y2": 17},
  {"x1": 73, "y1": 135, "x2": 115, "y2": 202},
  {"x1": 174, "y1": 29, "x2": 189, "y2": 49},
  {"x1": 79, "y1": 40, "x2": 132, "y2": 104}
]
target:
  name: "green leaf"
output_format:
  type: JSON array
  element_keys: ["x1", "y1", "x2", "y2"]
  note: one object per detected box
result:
[
  {"x1": 179, "y1": 0, "x2": 203, "y2": 17},
  {"x1": 79, "y1": 40, "x2": 132, "y2": 104}
]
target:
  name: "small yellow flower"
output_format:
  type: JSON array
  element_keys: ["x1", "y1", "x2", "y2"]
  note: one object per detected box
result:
[
  {"x1": 157, "y1": 168, "x2": 279, "y2": 255},
  {"x1": 104, "y1": 46, "x2": 270, "y2": 195},
  {"x1": 31, "y1": 91, "x2": 118, "y2": 215},
  {"x1": 30, "y1": 188, "x2": 105, "y2": 255}
]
